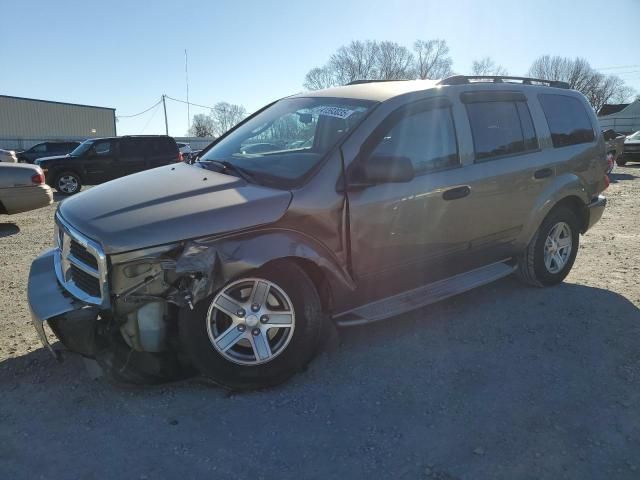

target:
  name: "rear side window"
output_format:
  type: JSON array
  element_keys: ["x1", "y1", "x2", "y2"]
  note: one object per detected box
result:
[
  {"x1": 121, "y1": 139, "x2": 148, "y2": 156},
  {"x1": 538, "y1": 94, "x2": 595, "y2": 148},
  {"x1": 466, "y1": 101, "x2": 538, "y2": 162},
  {"x1": 369, "y1": 104, "x2": 459, "y2": 175}
]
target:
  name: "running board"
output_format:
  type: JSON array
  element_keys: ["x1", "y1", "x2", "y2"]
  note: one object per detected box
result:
[{"x1": 334, "y1": 260, "x2": 516, "y2": 327}]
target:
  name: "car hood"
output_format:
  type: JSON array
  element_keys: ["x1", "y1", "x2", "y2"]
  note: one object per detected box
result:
[
  {"x1": 58, "y1": 163, "x2": 293, "y2": 254},
  {"x1": 35, "y1": 154, "x2": 70, "y2": 164},
  {"x1": 624, "y1": 139, "x2": 640, "y2": 145}
]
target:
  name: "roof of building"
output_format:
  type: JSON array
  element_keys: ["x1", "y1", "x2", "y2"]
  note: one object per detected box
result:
[
  {"x1": 0, "y1": 94, "x2": 115, "y2": 111},
  {"x1": 598, "y1": 103, "x2": 630, "y2": 116}
]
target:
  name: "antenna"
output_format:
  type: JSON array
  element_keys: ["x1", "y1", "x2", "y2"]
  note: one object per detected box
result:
[{"x1": 185, "y1": 49, "x2": 190, "y2": 132}]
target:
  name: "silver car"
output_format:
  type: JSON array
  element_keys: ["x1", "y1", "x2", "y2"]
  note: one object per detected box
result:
[
  {"x1": 0, "y1": 163, "x2": 53, "y2": 214},
  {"x1": 0, "y1": 148, "x2": 18, "y2": 163},
  {"x1": 28, "y1": 75, "x2": 608, "y2": 389}
]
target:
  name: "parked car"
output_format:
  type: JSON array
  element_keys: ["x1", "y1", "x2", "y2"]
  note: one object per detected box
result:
[
  {"x1": 617, "y1": 130, "x2": 640, "y2": 165},
  {"x1": 28, "y1": 76, "x2": 608, "y2": 389},
  {"x1": 0, "y1": 148, "x2": 18, "y2": 163},
  {"x1": 0, "y1": 163, "x2": 52, "y2": 214},
  {"x1": 35, "y1": 135, "x2": 181, "y2": 195},
  {"x1": 602, "y1": 129, "x2": 626, "y2": 173},
  {"x1": 17, "y1": 141, "x2": 80, "y2": 164}
]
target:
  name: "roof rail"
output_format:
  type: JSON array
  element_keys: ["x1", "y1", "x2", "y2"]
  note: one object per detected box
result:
[
  {"x1": 438, "y1": 75, "x2": 570, "y2": 89},
  {"x1": 346, "y1": 79, "x2": 409, "y2": 86}
]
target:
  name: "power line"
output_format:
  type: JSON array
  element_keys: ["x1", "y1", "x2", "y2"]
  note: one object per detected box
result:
[
  {"x1": 140, "y1": 102, "x2": 162, "y2": 133},
  {"x1": 164, "y1": 95, "x2": 217, "y2": 111},
  {"x1": 116, "y1": 99, "x2": 162, "y2": 118}
]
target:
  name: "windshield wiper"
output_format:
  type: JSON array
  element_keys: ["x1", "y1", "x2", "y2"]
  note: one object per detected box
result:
[{"x1": 199, "y1": 160, "x2": 256, "y2": 183}]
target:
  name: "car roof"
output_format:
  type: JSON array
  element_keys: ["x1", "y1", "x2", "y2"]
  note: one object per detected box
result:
[{"x1": 291, "y1": 80, "x2": 440, "y2": 102}]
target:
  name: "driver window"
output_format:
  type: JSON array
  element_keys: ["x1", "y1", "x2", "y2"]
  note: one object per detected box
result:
[
  {"x1": 32, "y1": 144, "x2": 47, "y2": 153},
  {"x1": 92, "y1": 141, "x2": 112, "y2": 156},
  {"x1": 370, "y1": 106, "x2": 459, "y2": 175}
]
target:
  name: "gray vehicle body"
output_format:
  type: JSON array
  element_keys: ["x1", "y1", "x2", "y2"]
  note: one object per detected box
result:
[
  {"x1": 28, "y1": 78, "x2": 608, "y2": 369},
  {"x1": 0, "y1": 163, "x2": 52, "y2": 214}
]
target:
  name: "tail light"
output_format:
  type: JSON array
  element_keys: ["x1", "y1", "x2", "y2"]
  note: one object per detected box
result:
[
  {"x1": 178, "y1": 152, "x2": 184, "y2": 162},
  {"x1": 31, "y1": 171, "x2": 45, "y2": 185}
]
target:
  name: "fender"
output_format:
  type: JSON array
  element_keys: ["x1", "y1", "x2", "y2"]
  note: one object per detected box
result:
[
  {"x1": 183, "y1": 227, "x2": 356, "y2": 311},
  {"x1": 516, "y1": 172, "x2": 590, "y2": 250}
]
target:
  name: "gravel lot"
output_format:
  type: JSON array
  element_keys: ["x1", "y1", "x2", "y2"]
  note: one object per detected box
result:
[{"x1": 1, "y1": 167, "x2": 640, "y2": 479}]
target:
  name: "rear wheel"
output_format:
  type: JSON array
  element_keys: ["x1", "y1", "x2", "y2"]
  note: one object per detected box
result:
[
  {"x1": 180, "y1": 262, "x2": 326, "y2": 390},
  {"x1": 54, "y1": 171, "x2": 82, "y2": 195},
  {"x1": 517, "y1": 207, "x2": 580, "y2": 287},
  {"x1": 616, "y1": 158, "x2": 627, "y2": 166}
]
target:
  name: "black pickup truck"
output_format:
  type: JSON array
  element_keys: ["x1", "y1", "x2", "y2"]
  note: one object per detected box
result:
[{"x1": 36, "y1": 135, "x2": 181, "y2": 194}]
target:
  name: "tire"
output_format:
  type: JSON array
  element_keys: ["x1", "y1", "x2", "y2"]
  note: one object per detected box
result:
[
  {"x1": 616, "y1": 159, "x2": 627, "y2": 166},
  {"x1": 179, "y1": 262, "x2": 326, "y2": 390},
  {"x1": 54, "y1": 171, "x2": 82, "y2": 195},
  {"x1": 517, "y1": 207, "x2": 580, "y2": 287}
]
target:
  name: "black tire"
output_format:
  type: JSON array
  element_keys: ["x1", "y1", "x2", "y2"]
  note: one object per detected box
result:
[
  {"x1": 179, "y1": 262, "x2": 326, "y2": 391},
  {"x1": 517, "y1": 207, "x2": 580, "y2": 287},
  {"x1": 616, "y1": 159, "x2": 627, "y2": 166},
  {"x1": 54, "y1": 170, "x2": 82, "y2": 195}
]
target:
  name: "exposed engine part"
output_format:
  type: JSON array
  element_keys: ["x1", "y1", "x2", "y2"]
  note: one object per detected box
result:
[{"x1": 120, "y1": 301, "x2": 168, "y2": 352}]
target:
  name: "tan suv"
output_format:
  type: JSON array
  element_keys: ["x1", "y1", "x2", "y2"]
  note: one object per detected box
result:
[{"x1": 28, "y1": 76, "x2": 608, "y2": 389}]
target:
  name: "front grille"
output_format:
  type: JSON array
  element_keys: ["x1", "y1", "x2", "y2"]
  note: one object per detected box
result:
[
  {"x1": 54, "y1": 214, "x2": 108, "y2": 306},
  {"x1": 69, "y1": 240, "x2": 99, "y2": 270},
  {"x1": 69, "y1": 264, "x2": 101, "y2": 297}
]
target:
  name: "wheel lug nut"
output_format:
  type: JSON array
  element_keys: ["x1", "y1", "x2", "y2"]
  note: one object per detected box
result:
[
  {"x1": 252, "y1": 328, "x2": 260, "y2": 336},
  {"x1": 236, "y1": 309, "x2": 245, "y2": 317},
  {"x1": 237, "y1": 325, "x2": 246, "y2": 332},
  {"x1": 260, "y1": 315, "x2": 269, "y2": 324},
  {"x1": 251, "y1": 304, "x2": 260, "y2": 312}
]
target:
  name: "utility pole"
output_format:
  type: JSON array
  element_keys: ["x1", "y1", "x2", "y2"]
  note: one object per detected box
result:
[
  {"x1": 185, "y1": 49, "x2": 190, "y2": 132},
  {"x1": 161, "y1": 94, "x2": 168, "y2": 135}
]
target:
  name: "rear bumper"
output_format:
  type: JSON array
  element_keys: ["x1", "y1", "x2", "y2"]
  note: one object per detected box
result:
[
  {"x1": 28, "y1": 249, "x2": 99, "y2": 358},
  {"x1": 585, "y1": 195, "x2": 606, "y2": 232},
  {"x1": 0, "y1": 184, "x2": 53, "y2": 214}
]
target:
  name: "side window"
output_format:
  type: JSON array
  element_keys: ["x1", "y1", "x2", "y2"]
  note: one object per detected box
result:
[
  {"x1": 466, "y1": 101, "x2": 538, "y2": 162},
  {"x1": 32, "y1": 143, "x2": 47, "y2": 153},
  {"x1": 538, "y1": 94, "x2": 595, "y2": 148},
  {"x1": 92, "y1": 140, "x2": 112, "y2": 156},
  {"x1": 369, "y1": 105, "x2": 459, "y2": 175}
]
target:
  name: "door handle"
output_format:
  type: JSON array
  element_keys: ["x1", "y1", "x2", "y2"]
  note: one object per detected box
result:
[
  {"x1": 442, "y1": 185, "x2": 471, "y2": 201},
  {"x1": 534, "y1": 168, "x2": 553, "y2": 179}
]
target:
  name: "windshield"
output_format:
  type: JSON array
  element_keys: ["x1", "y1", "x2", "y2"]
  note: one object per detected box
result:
[
  {"x1": 69, "y1": 139, "x2": 96, "y2": 156},
  {"x1": 199, "y1": 97, "x2": 375, "y2": 185},
  {"x1": 628, "y1": 131, "x2": 640, "y2": 140}
]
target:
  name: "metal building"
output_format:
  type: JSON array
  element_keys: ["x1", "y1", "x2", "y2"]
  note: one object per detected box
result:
[
  {"x1": 0, "y1": 95, "x2": 116, "y2": 150},
  {"x1": 598, "y1": 99, "x2": 640, "y2": 134}
]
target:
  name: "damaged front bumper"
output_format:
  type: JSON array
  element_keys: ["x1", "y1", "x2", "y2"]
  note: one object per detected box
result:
[{"x1": 28, "y1": 248, "x2": 99, "y2": 358}]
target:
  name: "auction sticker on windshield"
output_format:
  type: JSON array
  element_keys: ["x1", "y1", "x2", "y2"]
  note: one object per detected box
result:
[{"x1": 315, "y1": 106, "x2": 355, "y2": 119}]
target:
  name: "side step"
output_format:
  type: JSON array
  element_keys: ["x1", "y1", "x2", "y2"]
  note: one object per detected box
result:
[{"x1": 334, "y1": 260, "x2": 517, "y2": 327}]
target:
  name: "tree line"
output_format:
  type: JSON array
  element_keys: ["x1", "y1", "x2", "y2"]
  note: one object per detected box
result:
[{"x1": 189, "y1": 40, "x2": 637, "y2": 137}]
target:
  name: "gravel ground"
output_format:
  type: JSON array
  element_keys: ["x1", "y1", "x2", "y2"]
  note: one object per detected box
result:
[{"x1": 1, "y1": 167, "x2": 640, "y2": 479}]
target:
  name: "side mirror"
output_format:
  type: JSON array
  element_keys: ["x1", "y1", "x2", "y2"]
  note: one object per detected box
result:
[{"x1": 353, "y1": 154, "x2": 415, "y2": 186}]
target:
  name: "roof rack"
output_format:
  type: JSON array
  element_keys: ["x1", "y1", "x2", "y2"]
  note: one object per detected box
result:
[
  {"x1": 346, "y1": 79, "x2": 409, "y2": 86},
  {"x1": 437, "y1": 75, "x2": 570, "y2": 89}
]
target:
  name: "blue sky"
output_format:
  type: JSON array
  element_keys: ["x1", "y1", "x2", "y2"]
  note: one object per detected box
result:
[{"x1": 2, "y1": 0, "x2": 639, "y2": 136}]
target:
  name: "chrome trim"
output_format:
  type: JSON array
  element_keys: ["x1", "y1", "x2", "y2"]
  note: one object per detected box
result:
[{"x1": 54, "y1": 212, "x2": 110, "y2": 307}]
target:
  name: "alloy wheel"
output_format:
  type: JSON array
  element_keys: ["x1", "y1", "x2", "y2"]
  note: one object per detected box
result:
[
  {"x1": 58, "y1": 175, "x2": 79, "y2": 194},
  {"x1": 543, "y1": 221, "x2": 572, "y2": 274}
]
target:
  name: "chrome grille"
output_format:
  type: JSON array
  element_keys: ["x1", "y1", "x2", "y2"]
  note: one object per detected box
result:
[{"x1": 54, "y1": 214, "x2": 109, "y2": 307}]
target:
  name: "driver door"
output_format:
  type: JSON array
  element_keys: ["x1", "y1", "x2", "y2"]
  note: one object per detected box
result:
[
  {"x1": 84, "y1": 139, "x2": 117, "y2": 183},
  {"x1": 347, "y1": 99, "x2": 473, "y2": 306}
]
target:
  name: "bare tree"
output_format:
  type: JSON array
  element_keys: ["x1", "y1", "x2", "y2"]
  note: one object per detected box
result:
[
  {"x1": 188, "y1": 113, "x2": 215, "y2": 137},
  {"x1": 412, "y1": 39, "x2": 453, "y2": 79},
  {"x1": 304, "y1": 66, "x2": 338, "y2": 90},
  {"x1": 210, "y1": 102, "x2": 247, "y2": 137},
  {"x1": 376, "y1": 41, "x2": 414, "y2": 80},
  {"x1": 471, "y1": 57, "x2": 508, "y2": 76},
  {"x1": 528, "y1": 55, "x2": 635, "y2": 110},
  {"x1": 327, "y1": 40, "x2": 380, "y2": 85}
]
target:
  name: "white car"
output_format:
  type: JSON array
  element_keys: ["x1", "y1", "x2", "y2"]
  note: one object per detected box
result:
[
  {"x1": 0, "y1": 148, "x2": 18, "y2": 163},
  {"x1": 0, "y1": 163, "x2": 53, "y2": 214}
]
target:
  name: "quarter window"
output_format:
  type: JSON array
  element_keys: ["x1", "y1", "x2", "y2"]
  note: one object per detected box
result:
[
  {"x1": 92, "y1": 141, "x2": 112, "y2": 156},
  {"x1": 466, "y1": 101, "x2": 538, "y2": 162},
  {"x1": 369, "y1": 105, "x2": 459, "y2": 175},
  {"x1": 538, "y1": 94, "x2": 595, "y2": 148}
]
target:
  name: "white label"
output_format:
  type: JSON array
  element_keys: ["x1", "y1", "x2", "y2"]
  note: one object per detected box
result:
[{"x1": 315, "y1": 106, "x2": 355, "y2": 119}]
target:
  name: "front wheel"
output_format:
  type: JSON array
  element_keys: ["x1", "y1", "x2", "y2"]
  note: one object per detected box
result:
[
  {"x1": 180, "y1": 262, "x2": 326, "y2": 390},
  {"x1": 54, "y1": 171, "x2": 82, "y2": 195},
  {"x1": 517, "y1": 207, "x2": 580, "y2": 287}
]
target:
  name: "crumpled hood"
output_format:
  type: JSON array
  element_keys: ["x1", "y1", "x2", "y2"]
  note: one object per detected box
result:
[{"x1": 58, "y1": 163, "x2": 292, "y2": 254}]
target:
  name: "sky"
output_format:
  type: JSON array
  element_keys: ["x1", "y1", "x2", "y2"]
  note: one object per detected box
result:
[{"x1": 2, "y1": 0, "x2": 639, "y2": 137}]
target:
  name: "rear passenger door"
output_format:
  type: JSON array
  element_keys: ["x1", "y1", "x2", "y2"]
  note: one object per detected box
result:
[
  {"x1": 147, "y1": 138, "x2": 178, "y2": 169},
  {"x1": 119, "y1": 138, "x2": 148, "y2": 177},
  {"x1": 458, "y1": 90, "x2": 549, "y2": 262}
]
